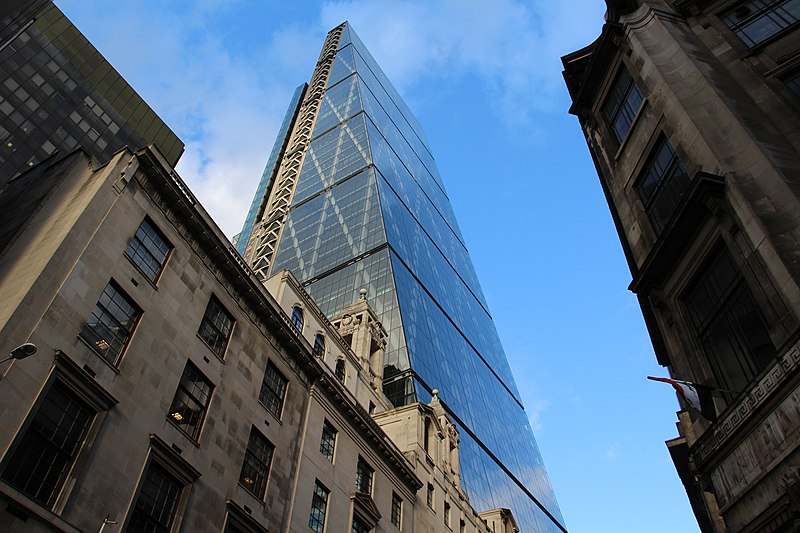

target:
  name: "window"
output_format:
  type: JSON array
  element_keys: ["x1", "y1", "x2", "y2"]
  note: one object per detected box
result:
[
  {"x1": 319, "y1": 420, "x2": 337, "y2": 462},
  {"x1": 291, "y1": 305, "x2": 304, "y2": 331},
  {"x1": 355, "y1": 457, "x2": 373, "y2": 494},
  {"x1": 80, "y1": 280, "x2": 141, "y2": 365},
  {"x1": 239, "y1": 427, "x2": 274, "y2": 500},
  {"x1": 721, "y1": 0, "x2": 800, "y2": 47},
  {"x1": 0, "y1": 381, "x2": 93, "y2": 506},
  {"x1": 125, "y1": 217, "x2": 171, "y2": 282},
  {"x1": 682, "y1": 245, "x2": 776, "y2": 395},
  {"x1": 391, "y1": 493, "x2": 402, "y2": 528},
  {"x1": 313, "y1": 333, "x2": 325, "y2": 358},
  {"x1": 427, "y1": 483, "x2": 435, "y2": 509},
  {"x1": 603, "y1": 68, "x2": 644, "y2": 143},
  {"x1": 259, "y1": 361, "x2": 288, "y2": 418},
  {"x1": 335, "y1": 359, "x2": 345, "y2": 383},
  {"x1": 460, "y1": 519, "x2": 466, "y2": 533},
  {"x1": 635, "y1": 137, "x2": 690, "y2": 234},
  {"x1": 785, "y1": 70, "x2": 800, "y2": 96},
  {"x1": 168, "y1": 361, "x2": 214, "y2": 440},
  {"x1": 352, "y1": 516, "x2": 371, "y2": 533},
  {"x1": 197, "y1": 296, "x2": 234, "y2": 358},
  {"x1": 444, "y1": 501, "x2": 451, "y2": 528},
  {"x1": 309, "y1": 481, "x2": 330, "y2": 533},
  {"x1": 127, "y1": 462, "x2": 183, "y2": 533},
  {"x1": 424, "y1": 417, "x2": 432, "y2": 453}
]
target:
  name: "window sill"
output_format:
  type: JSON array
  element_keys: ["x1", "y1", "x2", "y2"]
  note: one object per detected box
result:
[
  {"x1": 236, "y1": 482, "x2": 267, "y2": 508},
  {"x1": 258, "y1": 400, "x2": 284, "y2": 425},
  {"x1": 196, "y1": 333, "x2": 227, "y2": 364},
  {"x1": 165, "y1": 418, "x2": 201, "y2": 448},
  {"x1": 0, "y1": 481, "x2": 84, "y2": 533},
  {"x1": 123, "y1": 252, "x2": 161, "y2": 290},
  {"x1": 76, "y1": 335, "x2": 121, "y2": 374}
]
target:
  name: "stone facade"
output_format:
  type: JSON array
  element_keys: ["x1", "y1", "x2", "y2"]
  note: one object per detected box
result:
[
  {"x1": 0, "y1": 147, "x2": 515, "y2": 533},
  {"x1": 563, "y1": 1, "x2": 800, "y2": 531}
]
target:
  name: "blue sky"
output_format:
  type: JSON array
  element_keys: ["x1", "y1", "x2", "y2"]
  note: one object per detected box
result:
[{"x1": 56, "y1": 1, "x2": 699, "y2": 531}]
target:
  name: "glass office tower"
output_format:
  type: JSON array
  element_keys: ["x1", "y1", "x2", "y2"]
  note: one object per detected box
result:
[{"x1": 243, "y1": 23, "x2": 565, "y2": 533}]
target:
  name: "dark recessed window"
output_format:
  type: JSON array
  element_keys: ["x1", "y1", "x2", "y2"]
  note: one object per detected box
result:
[
  {"x1": 259, "y1": 361, "x2": 288, "y2": 418},
  {"x1": 239, "y1": 427, "x2": 274, "y2": 500},
  {"x1": 391, "y1": 492, "x2": 402, "y2": 528},
  {"x1": 460, "y1": 519, "x2": 466, "y2": 533},
  {"x1": 125, "y1": 217, "x2": 171, "y2": 282},
  {"x1": 427, "y1": 482, "x2": 435, "y2": 509},
  {"x1": 352, "y1": 516, "x2": 371, "y2": 533},
  {"x1": 635, "y1": 137, "x2": 690, "y2": 234},
  {"x1": 721, "y1": 0, "x2": 800, "y2": 47},
  {"x1": 313, "y1": 333, "x2": 325, "y2": 358},
  {"x1": 127, "y1": 462, "x2": 183, "y2": 533},
  {"x1": 198, "y1": 296, "x2": 234, "y2": 358},
  {"x1": 785, "y1": 70, "x2": 800, "y2": 96},
  {"x1": 355, "y1": 456, "x2": 373, "y2": 494},
  {"x1": 309, "y1": 480, "x2": 330, "y2": 533},
  {"x1": 80, "y1": 280, "x2": 141, "y2": 365},
  {"x1": 444, "y1": 501, "x2": 451, "y2": 528},
  {"x1": 603, "y1": 68, "x2": 644, "y2": 143},
  {"x1": 168, "y1": 361, "x2": 214, "y2": 440},
  {"x1": 682, "y1": 245, "x2": 776, "y2": 395},
  {"x1": 291, "y1": 305, "x2": 304, "y2": 331},
  {"x1": 319, "y1": 420, "x2": 337, "y2": 462},
  {"x1": 0, "y1": 381, "x2": 93, "y2": 507},
  {"x1": 335, "y1": 359, "x2": 345, "y2": 383}
]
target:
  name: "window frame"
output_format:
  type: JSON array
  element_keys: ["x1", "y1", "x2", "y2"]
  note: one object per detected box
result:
[
  {"x1": 319, "y1": 419, "x2": 337, "y2": 462},
  {"x1": 602, "y1": 66, "x2": 645, "y2": 145},
  {"x1": 634, "y1": 136, "x2": 691, "y2": 235},
  {"x1": 79, "y1": 279, "x2": 142, "y2": 366},
  {"x1": 238, "y1": 426, "x2": 274, "y2": 501},
  {"x1": 355, "y1": 456, "x2": 374, "y2": 495},
  {"x1": 0, "y1": 352, "x2": 117, "y2": 513},
  {"x1": 391, "y1": 492, "x2": 403, "y2": 528},
  {"x1": 259, "y1": 361, "x2": 288, "y2": 419},
  {"x1": 720, "y1": 0, "x2": 800, "y2": 48},
  {"x1": 334, "y1": 358, "x2": 346, "y2": 383},
  {"x1": 197, "y1": 295, "x2": 235, "y2": 359},
  {"x1": 308, "y1": 480, "x2": 330, "y2": 533},
  {"x1": 290, "y1": 305, "x2": 304, "y2": 331},
  {"x1": 167, "y1": 361, "x2": 214, "y2": 441},
  {"x1": 124, "y1": 216, "x2": 172, "y2": 283},
  {"x1": 313, "y1": 333, "x2": 326, "y2": 358}
]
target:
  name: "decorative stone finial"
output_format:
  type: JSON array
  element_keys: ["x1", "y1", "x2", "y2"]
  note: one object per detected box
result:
[
  {"x1": 359, "y1": 288, "x2": 367, "y2": 300},
  {"x1": 432, "y1": 389, "x2": 439, "y2": 399}
]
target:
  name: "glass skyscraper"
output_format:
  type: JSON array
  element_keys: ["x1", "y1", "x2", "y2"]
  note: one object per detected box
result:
[{"x1": 241, "y1": 22, "x2": 565, "y2": 533}]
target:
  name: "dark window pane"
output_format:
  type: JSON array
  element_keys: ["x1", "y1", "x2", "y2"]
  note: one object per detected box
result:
[
  {"x1": 309, "y1": 481, "x2": 329, "y2": 533},
  {"x1": 125, "y1": 218, "x2": 171, "y2": 282},
  {"x1": 1, "y1": 382, "x2": 93, "y2": 506},
  {"x1": 355, "y1": 457, "x2": 373, "y2": 494},
  {"x1": 319, "y1": 420, "x2": 337, "y2": 461},
  {"x1": 682, "y1": 246, "x2": 776, "y2": 394},
  {"x1": 335, "y1": 359, "x2": 345, "y2": 383},
  {"x1": 80, "y1": 281, "x2": 141, "y2": 365},
  {"x1": 127, "y1": 462, "x2": 182, "y2": 533},
  {"x1": 197, "y1": 296, "x2": 234, "y2": 358},
  {"x1": 391, "y1": 492, "x2": 402, "y2": 527},
  {"x1": 352, "y1": 516, "x2": 370, "y2": 533},
  {"x1": 259, "y1": 361, "x2": 288, "y2": 418},
  {"x1": 603, "y1": 68, "x2": 644, "y2": 143},
  {"x1": 239, "y1": 427, "x2": 274, "y2": 500},
  {"x1": 635, "y1": 138, "x2": 690, "y2": 234},
  {"x1": 291, "y1": 305, "x2": 304, "y2": 331},
  {"x1": 167, "y1": 362, "x2": 214, "y2": 440},
  {"x1": 313, "y1": 334, "x2": 325, "y2": 357},
  {"x1": 722, "y1": 0, "x2": 800, "y2": 47}
]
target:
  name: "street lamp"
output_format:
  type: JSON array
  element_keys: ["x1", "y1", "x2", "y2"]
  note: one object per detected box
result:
[{"x1": 0, "y1": 343, "x2": 38, "y2": 365}]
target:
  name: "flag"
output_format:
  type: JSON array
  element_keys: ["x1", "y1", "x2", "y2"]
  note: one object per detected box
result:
[{"x1": 648, "y1": 376, "x2": 718, "y2": 422}]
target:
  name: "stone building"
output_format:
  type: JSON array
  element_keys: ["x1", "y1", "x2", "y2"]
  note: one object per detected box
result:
[
  {"x1": 563, "y1": 1, "x2": 800, "y2": 531},
  {"x1": 0, "y1": 146, "x2": 516, "y2": 532}
]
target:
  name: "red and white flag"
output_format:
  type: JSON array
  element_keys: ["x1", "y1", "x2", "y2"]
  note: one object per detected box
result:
[{"x1": 648, "y1": 376, "x2": 718, "y2": 422}]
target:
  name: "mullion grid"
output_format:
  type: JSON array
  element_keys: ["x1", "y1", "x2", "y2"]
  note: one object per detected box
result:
[
  {"x1": 259, "y1": 362, "x2": 287, "y2": 418},
  {"x1": 239, "y1": 427, "x2": 273, "y2": 500},
  {"x1": 319, "y1": 420, "x2": 337, "y2": 461},
  {"x1": 168, "y1": 362, "x2": 213, "y2": 440},
  {"x1": 198, "y1": 296, "x2": 233, "y2": 357},
  {"x1": 128, "y1": 462, "x2": 182, "y2": 533},
  {"x1": 126, "y1": 218, "x2": 170, "y2": 281},
  {"x1": 81, "y1": 281, "x2": 140, "y2": 365},
  {"x1": 309, "y1": 481, "x2": 330, "y2": 533}
]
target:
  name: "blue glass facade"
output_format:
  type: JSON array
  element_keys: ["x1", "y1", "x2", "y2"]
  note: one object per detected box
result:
[{"x1": 253, "y1": 23, "x2": 564, "y2": 533}]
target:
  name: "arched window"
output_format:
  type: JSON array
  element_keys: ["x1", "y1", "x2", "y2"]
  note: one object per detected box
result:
[
  {"x1": 423, "y1": 417, "x2": 432, "y2": 453},
  {"x1": 313, "y1": 334, "x2": 325, "y2": 358},
  {"x1": 334, "y1": 359, "x2": 345, "y2": 383},
  {"x1": 290, "y1": 305, "x2": 303, "y2": 331}
]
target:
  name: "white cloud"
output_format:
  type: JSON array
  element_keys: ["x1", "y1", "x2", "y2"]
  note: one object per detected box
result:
[{"x1": 526, "y1": 398, "x2": 550, "y2": 431}]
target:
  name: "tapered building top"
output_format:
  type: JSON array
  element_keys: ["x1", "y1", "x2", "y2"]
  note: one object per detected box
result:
[{"x1": 241, "y1": 22, "x2": 565, "y2": 532}]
